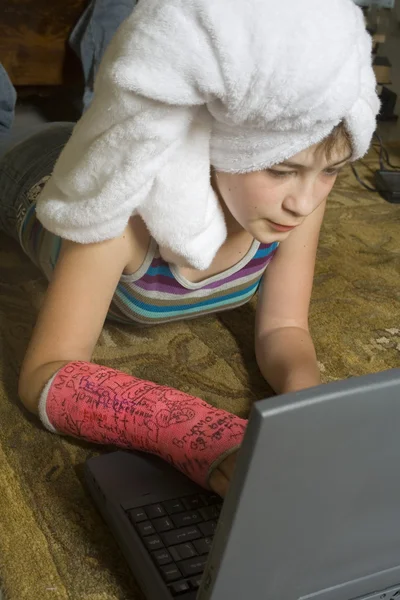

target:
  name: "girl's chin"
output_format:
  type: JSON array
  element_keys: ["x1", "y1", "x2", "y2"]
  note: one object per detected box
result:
[{"x1": 250, "y1": 227, "x2": 283, "y2": 244}]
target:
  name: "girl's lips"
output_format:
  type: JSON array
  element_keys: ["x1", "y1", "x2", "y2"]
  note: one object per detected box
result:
[{"x1": 268, "y1": 220, "x2": 297, "y2": 232}]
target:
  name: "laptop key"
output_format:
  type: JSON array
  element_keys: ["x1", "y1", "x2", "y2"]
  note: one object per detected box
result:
[
  {"x1": 189, "y1": 576, "x2": 203, "y2": 590},
  {"x1": 169, "y1": 542, "x2": 197, "y2": 562},
  {"x1": 162, "y1": 526, "x2": 202, "y2": 546},
  {"x1": 145, "y1": 503, "x2": 166, "y2": 519},
  {"x1": 171, "y1": 510, "x2": 203, "y2": 529},
  {"x1": 152, "y1": 549, "x2": 173, "y2": 566},
  {"x1": 182, "y1": 495, "x2": 205, "y2": 510},
  {"x1": 199, "y1": 506, "x2": 220, "y2": 521},
  {"x1": 153, "y1": 516, "x2": 174, "y2": 533},
  {"x1": 193, "y1": 537, "x2": 213, "y2": 555},
  {"x1": 143, "y1": 535, "x2": 164, "y2": 551},
  {"x1": 160, "y1": 563, "x2": 182, "y2": 583},
  {"x1": 169, "y1": 580, "x2": 191, "y2": 595},
  {"x1": 200, "y1": 493, "x2": 221, "y2": 506},
  {"x1": 198, "y1": 521, "x2": 217, "y2": 537},
  {"x1": 162, "y1": 499, "x2": 185, "y2": 515},
  {"x1": 137, "y1": 520, "x2": 156, "y2": 537},
  {"x1": 178, "y1": 555, "x2": 208, "y2": 578},
  {"x1": 127, "y1": 507, "x2": 147, "y2": 523}
]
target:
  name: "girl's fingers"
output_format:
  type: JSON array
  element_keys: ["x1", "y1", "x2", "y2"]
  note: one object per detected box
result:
[
  {"x1": 218, "y1": 451, "x2": 238, "y2": 478},
  {"x1": 209, "y1": 468, "x2": 230, "y2": 498}
]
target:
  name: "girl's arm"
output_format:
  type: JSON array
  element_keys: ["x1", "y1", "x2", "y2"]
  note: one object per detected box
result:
[
  {"x1": 18, "y1": 225, "x2": 247, "y2": 492},
  {"x1": 18, "y1": 227, "x2": 133, "y2": 414},
  {"x1": 255, "y1": 199, "x2": 327, "y2": 395}
]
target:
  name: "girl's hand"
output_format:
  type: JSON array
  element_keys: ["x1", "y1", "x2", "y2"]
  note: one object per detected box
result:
[{"x1": 208, "y1": 450, "x2": 239, "y2": 498}]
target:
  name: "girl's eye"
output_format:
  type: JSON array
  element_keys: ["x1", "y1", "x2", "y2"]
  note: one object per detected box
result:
[
  {"x1": 267, "y1": 169, "x2": 294, "y2": 178},
  {"x1": 267, "y1": 167, "x2": 343, "y2": 178},
  {"x1": 324, "y1": 167, "x2": 341, "y2": 177}
]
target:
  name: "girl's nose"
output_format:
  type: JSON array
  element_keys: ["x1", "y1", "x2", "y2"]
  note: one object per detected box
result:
[{"x1": 283, "y1": 180, "x2": 319, "y2": 218}]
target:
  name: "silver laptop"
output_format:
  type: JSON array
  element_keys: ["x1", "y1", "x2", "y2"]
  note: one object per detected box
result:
[{"x1": 85, "y1": 368, "x2": 400, "y2": 600}]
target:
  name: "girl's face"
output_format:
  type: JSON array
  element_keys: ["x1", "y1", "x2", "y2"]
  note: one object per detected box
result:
[{"x1": 214, "y1": 142, "x2": 351, "y2": 243}]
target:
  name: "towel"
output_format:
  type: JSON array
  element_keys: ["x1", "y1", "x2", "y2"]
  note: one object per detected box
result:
[{"x1": 36, "y1": 0, "x2": 380, "y2": 270}]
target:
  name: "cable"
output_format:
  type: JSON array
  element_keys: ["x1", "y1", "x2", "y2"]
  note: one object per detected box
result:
[
  {"x1": 373, "y1": 132, "x2": 400, "y2": 171},
  {"x1": 372, "y1": 140, "x2": 385, "y2": 170},
  {"x1": 350, "y1": 164, "x2": 378, "y2": 192},
  {"x1": 350, "y1": 132, "x2": 400, "y2": 192}
]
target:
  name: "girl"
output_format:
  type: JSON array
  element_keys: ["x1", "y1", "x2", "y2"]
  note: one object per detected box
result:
[{"x1": 0, "y1": 0, "x2": 379, "y2": 498}]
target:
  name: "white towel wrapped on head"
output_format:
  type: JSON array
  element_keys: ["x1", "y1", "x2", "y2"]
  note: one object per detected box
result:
[{"x1": 36, "y1": 0, "x2": 380, "y2": 270}]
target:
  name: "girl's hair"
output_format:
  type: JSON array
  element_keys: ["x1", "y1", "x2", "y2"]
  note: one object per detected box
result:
[{"x1": 318, "y1": 121, "x2": 353, "y2": 161}]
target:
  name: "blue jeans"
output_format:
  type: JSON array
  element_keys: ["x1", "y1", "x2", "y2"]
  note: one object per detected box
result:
[
  {"x1": 0, "y1": 0, "x2": 137, "y2": 240},
  {"x1": 69, "y1": 0, "x2": 137, "y2": 109}
]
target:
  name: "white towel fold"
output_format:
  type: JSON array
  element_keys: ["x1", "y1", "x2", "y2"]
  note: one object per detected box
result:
[{"x1": 36, "y1": 0, "x2": 380, "y2": 270}]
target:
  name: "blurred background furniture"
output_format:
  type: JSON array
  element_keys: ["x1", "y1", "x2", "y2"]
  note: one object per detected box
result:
[{"x1": 0, "y1": 0, "x2": 87, "y2": 86}]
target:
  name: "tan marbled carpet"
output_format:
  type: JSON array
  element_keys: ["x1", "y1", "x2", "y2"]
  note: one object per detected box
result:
[{"x1": 0, "y1": 145, "x2": 399, "y2": 599}]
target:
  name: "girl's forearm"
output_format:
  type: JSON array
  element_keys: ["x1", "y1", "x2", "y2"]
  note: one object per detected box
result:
[
  {"x1": 255, "y1": 327, "x2": 321, "y2": 395},
  {"x1": 37, "y1": 361, "x2": 247, "y2": 489}
]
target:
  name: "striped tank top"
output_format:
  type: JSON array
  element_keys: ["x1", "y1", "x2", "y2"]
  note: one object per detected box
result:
[{"x1": 20, "y1": 179, "x2": 279, "y2": 326}]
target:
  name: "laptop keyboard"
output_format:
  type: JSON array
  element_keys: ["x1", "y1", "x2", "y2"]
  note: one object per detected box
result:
[{"x1": 125, "y1": 492, "x2": 223, "y2": 596}]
